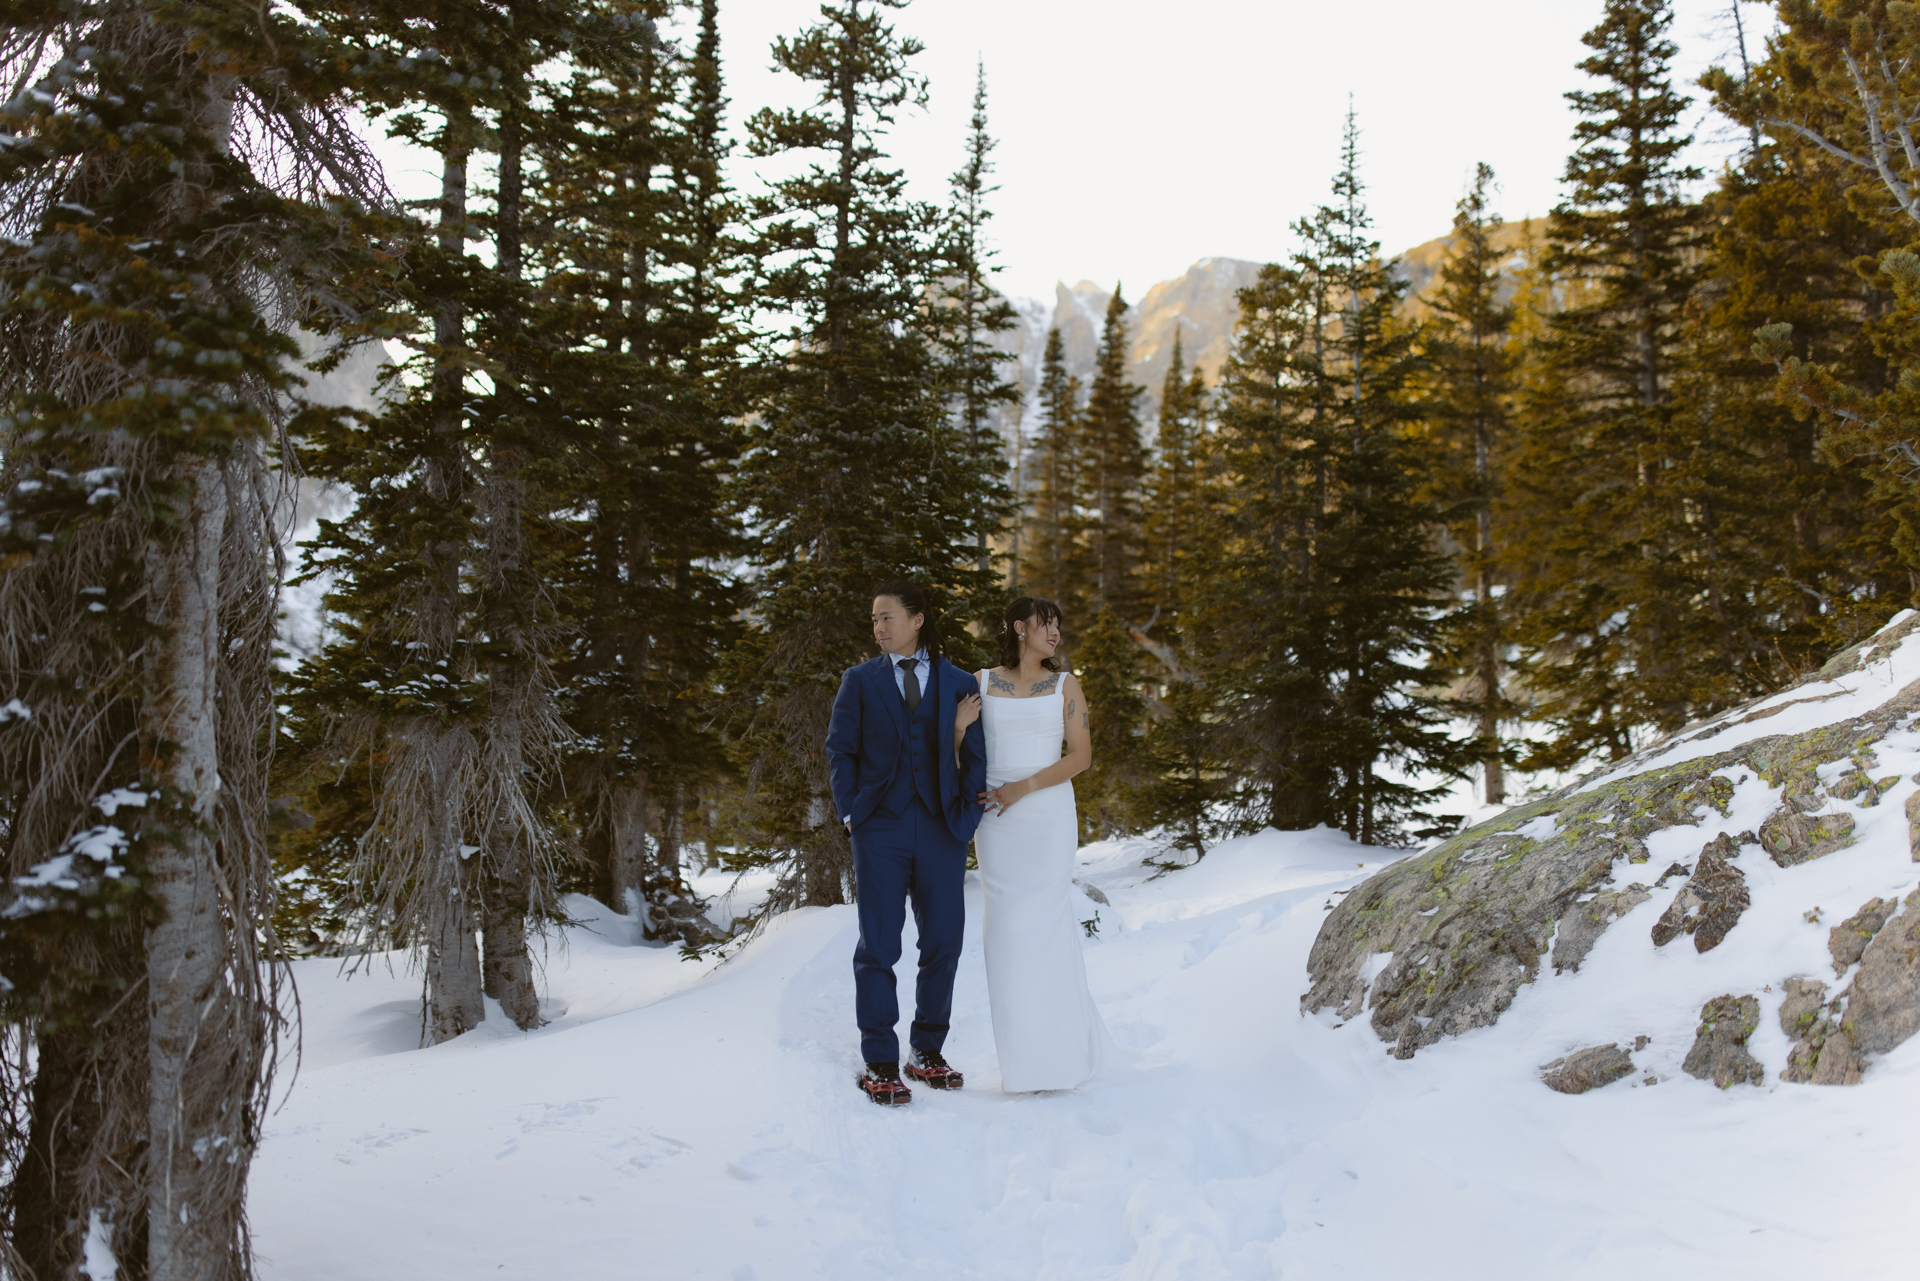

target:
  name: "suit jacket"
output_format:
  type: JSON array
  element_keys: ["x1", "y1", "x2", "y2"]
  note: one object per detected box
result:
[{"x1": 826, "y1": 653, "x2": 986, "y2": 843}]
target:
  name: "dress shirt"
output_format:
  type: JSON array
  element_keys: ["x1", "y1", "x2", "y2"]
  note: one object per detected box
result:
[{"x1": 888, "y1": 648, "x2": 929, "y2": 700}]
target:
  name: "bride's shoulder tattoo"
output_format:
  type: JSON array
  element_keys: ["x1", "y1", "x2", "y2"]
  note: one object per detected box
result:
[
  {"x1": 1030, "y1": 673, "x2": 1060, "y2": 696},
  {"x1": 987, "y1": 670, "x2": 1016, "y2": 694}
]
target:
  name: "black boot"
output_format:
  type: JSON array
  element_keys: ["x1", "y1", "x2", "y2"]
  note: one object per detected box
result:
[
  {"x1": 857, "y1": 1060, "x2": 912, "y2": 1106},
  {"x1": 903, "y1": 1048, "x2": 964, "y2": 1090}
]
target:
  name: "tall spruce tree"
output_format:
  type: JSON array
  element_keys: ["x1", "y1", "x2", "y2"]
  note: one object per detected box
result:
[
  {"x1": 539, "y1": 1, "x2": 743, "y2": 942},
  {"x1": 932, "y1": 59, "x2": 1020, "y2": 585},
  {"x1": 1018, "y1": 325, "x2": 1087, "y2": 617},
  {"x1": 1424, "y1": 164, "x2": 1520, "y2": 805},
  {"x1": 1144, "y1": 330, "x2": 1211, "y2": 631},
  {"x1": 0, "y1": 3, "x2": 384, "y2": 1275},
  {"x1": 1739, "y1": 1, "x2": 1920, "y2": 572},
  {"x1": 1206, "y1": 116, "x2": 1462, "y2": 843},
  {"x1": 283, "y1": 0, "x2": 581, "y2": 1037},
  {"x1": 1081, "y1": 288, "x2": 1150, "y2": 621},
  {"x1": 730, "y1": 0, "x2": 1000, "y2": 907},
  {"x1": 1505, "y1": 0, "x2": 1709, "y2": 765}
]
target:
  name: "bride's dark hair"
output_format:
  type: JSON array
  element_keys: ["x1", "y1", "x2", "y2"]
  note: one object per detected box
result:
[{"x1": 996, "y1": 596, "x2": 1064, "y2": 672}]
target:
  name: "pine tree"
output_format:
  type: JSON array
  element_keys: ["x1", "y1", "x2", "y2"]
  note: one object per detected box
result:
[
  {"x1": 538, "y1": 1, "x2": 743, "y2": 942},
  {"x1": 1082, "y1": 288, "x2": 1151, "y2": 621},
  {"x1": 1423, "y1": 164, "x2": 1520, "y2": 804},
  {"x1": 283, "y1": 0, "x2": 580, "y2": 1037},
  {"x1": 1505, "y1": 0, "x2": 1708, "y2": 765},
  {"x1": 0, "y1": 4, "x2": 383, "y2": 1274},
  {"x1": 729, "y1": 0, "x2": 1000, "y2": 907},
  {"x1": 1733, "y1": 2, "x2": 1920, "y2": 572},
  {"x1": 1206, "y1": 115, "x2": 1463, "y2": 843},
  {"x1": 1018, "y1": 325, "x2": 1087, "y2": 618},
  {"x1": 1071, "y1": 609, "x2": 1146, "y2": 839},
  {"x1": 931, "y1": 60, "x2": 1020, "y2": 586},
  {"x1": 1143, "y1": 330, "x2": 1210, "y2": 631}
]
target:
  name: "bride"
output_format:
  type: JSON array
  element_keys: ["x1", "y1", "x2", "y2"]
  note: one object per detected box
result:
[{"x1": 957, "y1": 595, "x2": 1114, "y2": 1092}]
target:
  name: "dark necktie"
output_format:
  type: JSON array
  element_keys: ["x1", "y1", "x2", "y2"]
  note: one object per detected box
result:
[{"x1": 899, "y1": 657, "x2": 921, "y2": 713}]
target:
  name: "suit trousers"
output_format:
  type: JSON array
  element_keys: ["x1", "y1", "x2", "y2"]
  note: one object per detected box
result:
[{"x1": 850, "y1": 794, "x2": 967, "y2": 1064}]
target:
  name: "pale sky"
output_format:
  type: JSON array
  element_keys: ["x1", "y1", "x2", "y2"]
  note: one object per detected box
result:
[
  {"x1": 712, "y1": 0, "x2": 1770, "y2": 302},
  {"x1": 368, "y1": 0, "x2": 1771, "y2": 305}
]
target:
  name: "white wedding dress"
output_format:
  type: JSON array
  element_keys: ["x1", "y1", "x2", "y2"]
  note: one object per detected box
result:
[{"x1": 974, "y1": 673, "x2": 1113, "y2": 1092}]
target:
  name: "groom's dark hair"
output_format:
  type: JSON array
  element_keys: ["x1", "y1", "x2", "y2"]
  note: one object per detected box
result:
[{"x1": 872, "y1": 580, "x2": 943, "y2": 660}]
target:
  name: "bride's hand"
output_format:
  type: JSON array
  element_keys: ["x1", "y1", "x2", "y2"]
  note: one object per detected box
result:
[
  {"x1": 978, "y1": 778, "x2": 1028, "y2": 816},
  {"x1": 954, "y1": 692, "x2": 982, "y2": 734}
]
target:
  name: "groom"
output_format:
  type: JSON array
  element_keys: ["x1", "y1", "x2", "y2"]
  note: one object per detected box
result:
[{"x1": 826, "y1": 581, "x2": 987, "y2": 1106}]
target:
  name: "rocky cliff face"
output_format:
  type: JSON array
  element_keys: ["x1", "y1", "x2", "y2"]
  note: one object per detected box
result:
[
  {"x1": 1302, "y1": 611, "x2": 1920, "y2": 1092},
  {"x1": 998, "y1": 222, "x2": 1541, "y2": 459}
]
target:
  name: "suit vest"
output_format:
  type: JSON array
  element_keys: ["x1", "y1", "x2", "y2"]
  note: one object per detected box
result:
[{"x1": 879, "y1": 660, "x2": 942, "y2": 817}]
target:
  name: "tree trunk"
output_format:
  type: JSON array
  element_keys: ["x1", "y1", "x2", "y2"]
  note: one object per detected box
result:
[
  {"x1": 609, "y1": 782, "x2": 649, "y2": 916},
  {"x1": 143, "y1": 461, "x2": 240, "y2": 1280},
  {"x1": 424, "y1": 732, "x2": 484, "y2": 1044},
  {"x1": 481, "y1": 865, "x2": 540, "y2": 1028}
]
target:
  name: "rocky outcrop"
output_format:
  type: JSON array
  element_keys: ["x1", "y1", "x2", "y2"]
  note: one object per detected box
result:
[
  {"x1": 1906, "y1": 790, "x2": 1920, "y2": 861},
  {"x1": 1779, "y1": 979, "x2": 1862, "y2": 1084},
  {"x1": 1540, "y1": 1044, "x2": 1635, "y2": 1094},
  {"x1": 1302, "y1": 612, "x2": 1920, "y2": 1063},
  {"x1": 1829, "y1": 897, "x2": 1896, "y2": 975},
  {"x1": 1682, "y1": 995, "x2": 1765, "y2": 1087},
  {"x1": 1758, "y1": 809, "x2": 1855, "y2": 866},
  {"x1": 1649, "y1": 834, "x2": 1749, "y2": 952},
  {"x1": 1552, "y1": 884, "x2": 1652, "y2": 974},
  {"x1": 1837, "y1": 889, "x2": 1920, "y2": 1056}
]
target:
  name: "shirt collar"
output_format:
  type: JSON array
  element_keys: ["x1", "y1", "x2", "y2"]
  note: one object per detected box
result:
[{"x1": 890, "y1": 648, "x2": 928, "y2": 667}]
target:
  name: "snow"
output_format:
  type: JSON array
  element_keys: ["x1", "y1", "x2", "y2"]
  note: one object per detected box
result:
[{"x1": 252, "y1": 798, "x2": 1920, "y2": 1278}]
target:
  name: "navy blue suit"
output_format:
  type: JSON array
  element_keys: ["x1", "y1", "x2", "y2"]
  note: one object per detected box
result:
[{"x1": 826, "y1": 653, "x2": 986, "y2": 1063}]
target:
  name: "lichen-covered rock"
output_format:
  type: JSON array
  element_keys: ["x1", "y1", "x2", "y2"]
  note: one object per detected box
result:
[
  {"x1": 1649, "y1": 834, "x2": 1749, "y2": 952},
  {"x1": 1779, "y1": 977, "x2": 1828, "y2": 1039},
  {"x1": 1552, "y1": 885, "x2": 1651, "y2": 974},
  {"x1": 1837, "y1": 889, "x2": 1920, "y2": 1056},
  {"x1": 1757, "y1": 808, "x2": 1855, "y2": 867},
  {"x1": 1906, "y1": 791, "x2": 1920, "y2": 861},
  {"x1": 1682, "y1": 995, "x2": 1765, "y2": 1088},
  {"x1": 1828, "y1": 897, "x2": 1896, "y2": 975},
  {"x1": 1540, "y1": 1043, "x2": 1635, "y2": 1094},
  {"x1": 1302, "y1": 649, "x2": 1920, "y2": 1059}
]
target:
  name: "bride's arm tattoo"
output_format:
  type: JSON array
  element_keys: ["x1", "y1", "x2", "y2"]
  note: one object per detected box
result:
[
  {"x1": 988, "y1": 670, "x2": 1016, "y2": 695},
  {"x1": 1030, "y1": 673, "x2": 1060, "y2": 696}
]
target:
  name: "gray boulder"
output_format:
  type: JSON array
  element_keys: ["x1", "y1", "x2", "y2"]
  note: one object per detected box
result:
[
  {"x1": 1540, "y1": 1043, "x2": 1635, "y2": 1094},
  {"x1": 1828, "y1": 897, "x2": 1896, "y2": 975},
  {"x1": 1682, "y1": 995, "x2": 1765, "y2": 1088},
  {"x1": 1837, "y1": 888, "x2": 1920, "y2": 1057}
]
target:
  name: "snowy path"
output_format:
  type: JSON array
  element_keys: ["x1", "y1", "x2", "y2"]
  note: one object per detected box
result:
[{"x1": 250, "y1": 829, "x2": 1918, "y2": 1280}]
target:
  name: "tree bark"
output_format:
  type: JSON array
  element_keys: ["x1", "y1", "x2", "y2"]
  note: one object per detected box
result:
[
  {"x1": 609, "y1": 782, "x2": 649, "y2": 917},
  {"x1": 142, "y1": 461, "x2": 236, "y2": 1280}
]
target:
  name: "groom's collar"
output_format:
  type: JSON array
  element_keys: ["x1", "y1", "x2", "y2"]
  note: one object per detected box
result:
[{"x1": 886, "y1": 648, "x2": 928, "y2": 668}]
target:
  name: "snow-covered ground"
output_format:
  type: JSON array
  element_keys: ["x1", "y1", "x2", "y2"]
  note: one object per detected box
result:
[{"x1": 250, "y1": 817, "x2": 1918, "y2": 1280}]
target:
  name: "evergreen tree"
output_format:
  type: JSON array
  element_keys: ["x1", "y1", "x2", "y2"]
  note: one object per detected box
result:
[
  {"x1": 1736, "y1": 1, "x2": 1920, "y2": 572},
  {"x1": 1143, "y1": 330, "x2": 1211, "y2": 631},
  {"x1": 0, "y1": 3, "x2": 383, "y2": 1274},
  {"x1": 1206, "y1": 116, "x2": 1462, "y2": 843},
  {"x1": 1071, "y1": 609, "x2": 1146, "y2": 839},
  {"x1": 1423, "y1": 164, "x2": 1520, "y2": 804},
  {"x1": 1082, "y1": 288, "x2": 1151, "y2": 621},
  {"x1": 1505, "y1": 0, "x2": 1709, "y2": 765},
  {"x1": 729, "y1": 0, "x2": 1000, "y2": 907},
  {"x1": 283, "y1": 0, "x2": 580, "y2": 1037},
  {"x1": 932, "y1": 59, "x2": 1020, "y2": 584},
  {"x1": 1018, "y1": 325, "x2": 1087, "y2": 620},
  {"x1": 538, "y1": 1, "x2": 743, "y2": 942}
]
